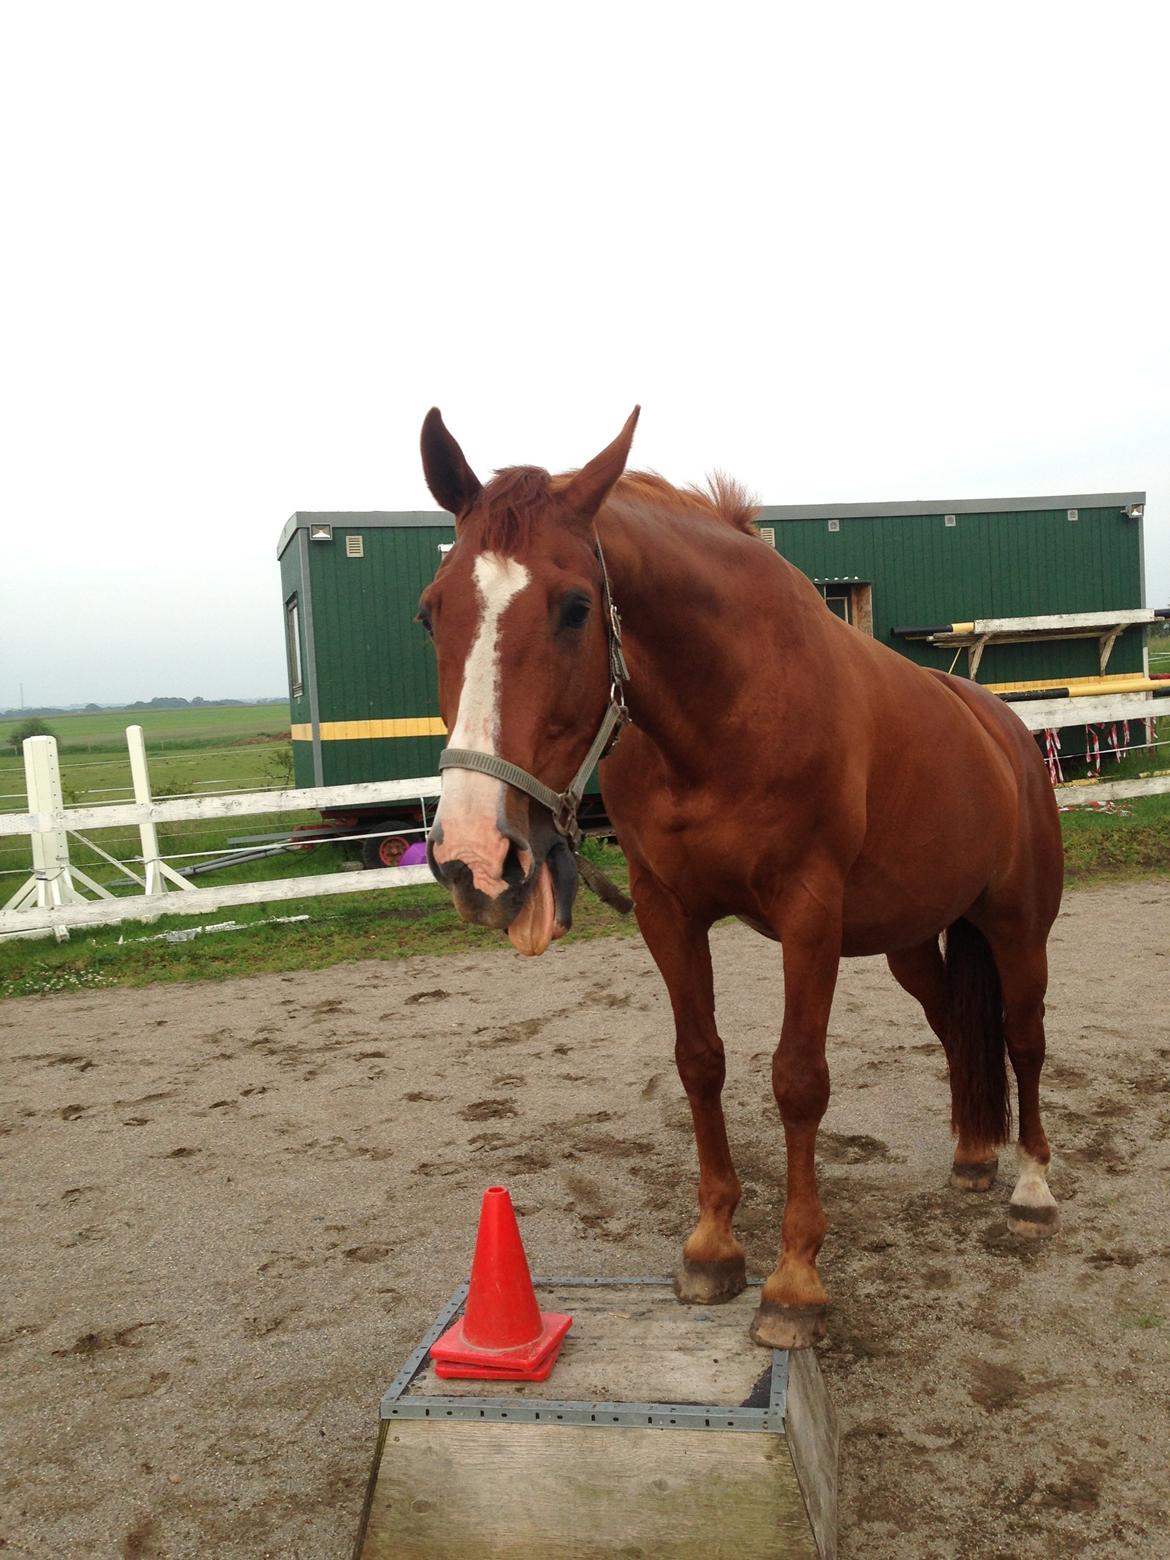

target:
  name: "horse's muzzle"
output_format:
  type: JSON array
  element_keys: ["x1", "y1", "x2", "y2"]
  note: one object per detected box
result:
[
  {"x1": 427, "y1": 818, "x2": 579, "y2": 952},
  {"x1": 427, "y1": 820, "x2": 532, "y2": 930}
]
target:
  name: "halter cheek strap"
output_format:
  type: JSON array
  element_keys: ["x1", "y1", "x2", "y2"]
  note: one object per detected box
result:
[{"x1": 437, "y1": 535, "x2": 631, "y2": 847}]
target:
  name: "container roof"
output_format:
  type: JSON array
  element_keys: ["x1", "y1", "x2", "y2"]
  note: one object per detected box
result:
[
  {"x1": 278, "y1": 509, "x2": 455, "y2": 558},
  {"x1": 279, "y1": 491, "x2": 1147, "y2": 556},
  {"x1": 759, "y1": 492, "x2": 1146, "y2": 522}
]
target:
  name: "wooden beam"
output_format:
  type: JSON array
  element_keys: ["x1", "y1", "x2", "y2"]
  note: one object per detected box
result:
[
  {"x1": 0, "y1": 863, "x2": 437, "y2": 936},
  {"x1": 1098, "y1": 626, "x2": 1123, "y2": 673},
  {"x1": 1053, "y1": 774, "x2": 1170, "y2": 805},
  {"x1": 0, "y1": 776, "x2": 442, "y2": 840},
  {"x1": 970, "y1": 609, "x2": 1155, "y2": 634},
  {"x1": 1012, "y1": 693, "x2": 1162, "y2": 730}
]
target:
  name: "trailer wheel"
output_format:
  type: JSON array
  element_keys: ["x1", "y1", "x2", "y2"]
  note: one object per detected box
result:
[{"x1": 361, "y1": 834, "x2": 410, "y2": 870}]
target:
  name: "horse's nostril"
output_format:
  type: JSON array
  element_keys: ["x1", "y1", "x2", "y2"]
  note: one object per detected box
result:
[
  {"x1": 425, "y1": 834, "x2": 449, "y2": 887},
  {"x1": 502, "y1": 836, "x2": 531, "y2": 888}
]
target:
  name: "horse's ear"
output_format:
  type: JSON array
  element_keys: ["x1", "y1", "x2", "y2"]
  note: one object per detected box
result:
[
  {"x1": 560, "y1": 407, "x2": 641, "y2": 523},
  {"x1": 421, "y1": 408, "x2": 482, "y2": 520}
]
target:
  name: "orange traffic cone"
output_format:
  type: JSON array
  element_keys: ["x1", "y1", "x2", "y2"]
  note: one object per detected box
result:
[{"x1": 429, "y1": 1186, "x2": 572, "y2": 1381}]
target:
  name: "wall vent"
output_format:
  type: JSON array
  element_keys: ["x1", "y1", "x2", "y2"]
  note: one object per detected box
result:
[
  {"x1": 944, "y1": 514, "x2": 957, "y2": 527},
  {"x1": 1067, "y1": 509, "x2": 1078, "y2": 522},
  {"x1": 345, "y1": 535, "x2": 365, "y2": 558},
  {"x1": 758, "y1": 526, "x2": 776, "y2": 549},
  {"x1": 827, "y1": 518, "x2": 841, "y2": 533}
]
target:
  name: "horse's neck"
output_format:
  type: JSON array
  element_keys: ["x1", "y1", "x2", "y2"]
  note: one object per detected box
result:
[{"x1": 599, "y1": 503, "x2": 783, "y2": 770}]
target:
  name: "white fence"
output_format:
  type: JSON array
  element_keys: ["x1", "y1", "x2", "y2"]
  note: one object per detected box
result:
[
  {"x1": 1, "y1": 729, "x2": 440, "y2": 940},
  {"x1": 2, "y1": 723, "x2": 1168, "y2": 941}
]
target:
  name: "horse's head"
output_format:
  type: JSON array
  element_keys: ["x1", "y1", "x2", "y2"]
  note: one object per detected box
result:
[{"x1": 418, "y1": 408, "x2": 639, "y2": 956}]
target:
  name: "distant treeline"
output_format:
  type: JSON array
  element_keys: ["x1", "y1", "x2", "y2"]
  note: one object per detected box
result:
[{"x1": 0, "y1": 696, "x2": 286, "y2": 718}]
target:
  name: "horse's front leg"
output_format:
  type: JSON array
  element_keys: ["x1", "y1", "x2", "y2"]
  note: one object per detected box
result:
[
  {"x1": 631, "y1": 863, "x2": 746, "y2": 1304},
  {"x1": 752, "y1": 893, "x2": 841, "y2": 1349}
]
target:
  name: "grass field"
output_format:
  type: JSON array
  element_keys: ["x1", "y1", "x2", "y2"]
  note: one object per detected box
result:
[
  {"x1": 0, "y1": 703, "x2": 289, "y2": 753},
  {"x1": 0, "y1": 704, "x2": 297, "y2": 890}
]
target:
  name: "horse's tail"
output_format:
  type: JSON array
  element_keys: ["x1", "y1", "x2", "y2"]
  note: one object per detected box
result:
[{"x1": 944, "y1": 917, "x2": 1011, "y2": 1148}]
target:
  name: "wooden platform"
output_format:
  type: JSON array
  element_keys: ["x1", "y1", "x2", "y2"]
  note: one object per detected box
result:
[{"x1": 355, "y1": 1278, "x2": 837, "y2": 1559}]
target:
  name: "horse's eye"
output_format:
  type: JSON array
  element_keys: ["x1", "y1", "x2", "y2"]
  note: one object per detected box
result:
[
  {"x1": 416, "y1": 603, "x2": 433, "y2": 637},
  {"x1": 558, "y1": 594, "x2": 591, "y2": 632}
]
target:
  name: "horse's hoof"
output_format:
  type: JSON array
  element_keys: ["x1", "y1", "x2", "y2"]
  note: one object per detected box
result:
[
  {"x1": 674, "y1": 1255, "x2": 747, "y2": 1305},
  {"x1": 950, "y1": 1157, "x2": 998, "y2": 1193},
  {"x1": 1007, "y1": 1202, "x2": 1060, "y2": 1238},
  {"x1": 749, "y1": 1301, "x2": 826, "y2": 1350}
]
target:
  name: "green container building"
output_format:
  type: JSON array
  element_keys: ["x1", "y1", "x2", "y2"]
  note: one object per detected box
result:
[
  {"x1": 756, "y1": 491, "x2": 1149, "y2": 687},
  {"x1": 278, "y1": 491, "x2": 1153, "y2": 812},
  {"x1": 278, "y1": 511, "x2": 455, "y2": 792}
]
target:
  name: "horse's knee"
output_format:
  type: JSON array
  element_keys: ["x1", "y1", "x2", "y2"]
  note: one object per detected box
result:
[
  {"x1": 675, "y1": 1037, "x2": 726, "y2": 1097},
  {"x1": 772, "y1": 1048, "x2": 829, "y2": 1124}
]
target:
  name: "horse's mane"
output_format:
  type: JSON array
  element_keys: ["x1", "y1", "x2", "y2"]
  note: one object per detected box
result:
[
  {"x1": 609, "y1": 471, "x2": 760, "y2": 536},
  {"x1": 468, "y1": 466, "x2": 760, "y2": 551}
]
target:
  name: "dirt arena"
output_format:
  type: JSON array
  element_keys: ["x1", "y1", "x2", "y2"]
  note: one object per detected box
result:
[{"x1": 2, "y1": 879, "x2": 1168, "y2": 1559}]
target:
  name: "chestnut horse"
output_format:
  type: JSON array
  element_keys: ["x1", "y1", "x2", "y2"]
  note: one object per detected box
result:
[{"x1": 419, "y1": 408, "x2": 1063, "y2": 1349}]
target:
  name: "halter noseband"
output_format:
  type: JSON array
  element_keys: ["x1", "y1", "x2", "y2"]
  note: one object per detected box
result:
[{"x1": 437, "y1": 536, "x2": 630, "y2": 847}]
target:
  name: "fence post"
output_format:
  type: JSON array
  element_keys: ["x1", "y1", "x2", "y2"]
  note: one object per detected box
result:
[
  {"x1": 126, "y1": 725, "x2": 193, "y2": 895},
  {"x1": 26, "y1": 736, "x2": 86, "y2": 908},
  {"x1": 15, "y1": 737, "x2": 85, "y2": 937}
]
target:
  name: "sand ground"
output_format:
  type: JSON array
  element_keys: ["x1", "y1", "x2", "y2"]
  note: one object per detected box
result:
[{"x1": 1, "y1": 880, "x2": 1168, "y2": 1559}]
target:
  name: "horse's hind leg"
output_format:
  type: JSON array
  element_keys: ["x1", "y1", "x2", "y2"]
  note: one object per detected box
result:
[
  {"x1": 631, "y1": 864, "x2": 747, "y2": 1303},
  {"x1": 982, "y1": 931, "x2": 1059, "y2": 1237},
  {"x1": 886, "y1": 940, "x2": 1000, "y2": 1191}
]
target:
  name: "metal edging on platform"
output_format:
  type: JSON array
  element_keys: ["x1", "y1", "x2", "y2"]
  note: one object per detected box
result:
[
  {"x1": 380, "y1": 1276, "x2": 788, "y2": 1435},
  {"x1": 383, "y1": 1282, "x2": 470, "y2": 1405}
]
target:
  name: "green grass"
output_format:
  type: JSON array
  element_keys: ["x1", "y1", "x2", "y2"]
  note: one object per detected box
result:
[
  {"x1": 0, "y1": 846, "x2": 638, "y2": 996},
  {"x1": 1060, "y1": 791, "x2": 1170, "y2": 878}
]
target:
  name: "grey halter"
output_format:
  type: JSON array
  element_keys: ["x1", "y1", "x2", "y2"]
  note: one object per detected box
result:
[{"x1": 437, "y1": 536, "x2": 630, "y2": 848}]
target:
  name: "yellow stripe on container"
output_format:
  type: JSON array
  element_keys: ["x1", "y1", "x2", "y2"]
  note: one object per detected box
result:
[{"x1": 290, "y1": 717, "x2": 448, "y2": 741}]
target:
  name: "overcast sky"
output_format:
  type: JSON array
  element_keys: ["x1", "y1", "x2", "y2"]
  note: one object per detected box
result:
[{"x1": 2, "y1": 2, "x2": 1167, "y2": 708}]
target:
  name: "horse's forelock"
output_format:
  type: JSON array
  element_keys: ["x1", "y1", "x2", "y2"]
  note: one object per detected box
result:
[{"x1": 467, "y1": 467, "x2": 556, "y2": 551}]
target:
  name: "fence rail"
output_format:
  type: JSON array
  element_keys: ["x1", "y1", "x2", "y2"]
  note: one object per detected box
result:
[
  {"x1": 0, "y1": 776, "x2": 440, "y2": 838},
  {"x1": 1, "y1": 861, "x2": 437, "y2": 937}
]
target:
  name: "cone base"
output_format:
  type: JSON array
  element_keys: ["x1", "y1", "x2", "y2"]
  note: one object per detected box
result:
[
  {"x1": 432, "y1": 1331, "x2": 569, "y2": 1382},
  {"x1": 429, "y1": 1310, "x2": 572, "y2": 1379}
]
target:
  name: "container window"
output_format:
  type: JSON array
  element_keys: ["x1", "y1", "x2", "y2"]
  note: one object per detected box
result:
[
  {"x1": 285, "y1": 595, "x2": 303, "y2": 696},
  {"x1": 818, "y1": 582, "x2": 874, "y2": 635},
  {"x1": 822, "y1": 588, "x2": 851, "y2": 623}
]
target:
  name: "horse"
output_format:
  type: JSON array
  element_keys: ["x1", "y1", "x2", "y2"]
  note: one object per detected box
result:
[{"x1": 418, "y1": 407, "x2": 1063, "y2": 1349}]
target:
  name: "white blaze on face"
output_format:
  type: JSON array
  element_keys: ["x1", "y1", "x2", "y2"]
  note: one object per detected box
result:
[{"x1": 433, "y1": 553, "x2": 531, "y2": 893}]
